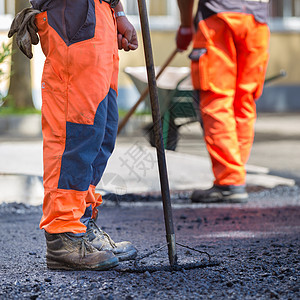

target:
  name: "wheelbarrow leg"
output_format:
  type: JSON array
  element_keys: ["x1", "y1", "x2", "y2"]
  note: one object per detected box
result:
[{"x1": 162, "y1": 110, "x2": 179, "y2": 151}]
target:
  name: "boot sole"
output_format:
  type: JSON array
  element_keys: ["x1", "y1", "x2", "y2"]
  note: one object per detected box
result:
[
  {"x1": 46, "y1": 256, "x2": 119, "y2": 271},
  {"x1": 116, "y1": 249, "x2": 138, "y2": 262},
  {"x1": 191, "y1": 193, "x2": 249, "y2": 204}
]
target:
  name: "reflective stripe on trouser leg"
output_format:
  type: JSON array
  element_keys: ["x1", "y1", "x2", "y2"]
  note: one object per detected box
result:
[
  {"x1": 36, "y1": 0, "x2": 119, "y2": 234},
  {"x1": 192, "y1": 13, "x2": 269, "y2": 186}
]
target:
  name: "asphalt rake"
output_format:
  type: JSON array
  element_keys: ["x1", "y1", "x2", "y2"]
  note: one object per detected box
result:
[{"x1": 119, "y1": 0, "x2": 219, "y2": 273}]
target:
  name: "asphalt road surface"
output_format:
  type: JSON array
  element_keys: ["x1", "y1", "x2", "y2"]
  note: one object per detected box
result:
[{"x1": 0, "y1": 185, "x2": 299, "y2": 299}]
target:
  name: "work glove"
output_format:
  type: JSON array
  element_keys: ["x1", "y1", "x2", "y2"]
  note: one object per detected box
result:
[
  {"x1": 8, "y1": 7, "x2": 41, "y2": 59},
  {"x1": 116, "y1": 15, "x2": 138, "y2": 52},
  {"x1": 176, "y1": 26, "x2": 193, "y2": 52}
]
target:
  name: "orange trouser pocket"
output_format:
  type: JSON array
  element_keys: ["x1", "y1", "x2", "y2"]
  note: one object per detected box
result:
[{"x1": 190, "y1": 48, "x2": 209, "y2": 91}]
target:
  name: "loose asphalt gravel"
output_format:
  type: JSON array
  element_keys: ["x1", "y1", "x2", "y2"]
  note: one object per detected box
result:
[{"x1": 0, "y1": 185, "x2": 299, "y2": 300}]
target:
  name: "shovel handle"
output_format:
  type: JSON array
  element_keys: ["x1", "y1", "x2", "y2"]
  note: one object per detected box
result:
[{"x1": 117, "y1": 48, "x2": 178, "y2": 135}]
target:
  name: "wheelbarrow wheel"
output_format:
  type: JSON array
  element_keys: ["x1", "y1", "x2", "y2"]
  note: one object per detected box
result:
[{"x1": 143, "y1": 117, "x2": 179, "y2": 151}]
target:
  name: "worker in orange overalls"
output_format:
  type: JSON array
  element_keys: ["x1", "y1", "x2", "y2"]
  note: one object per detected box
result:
[
  {"x1": 176, "y1": 0, "x2": 270, "y2": 203},
  {"x1": 9, "y1": 0, "x2": 138, "y2": 271}
]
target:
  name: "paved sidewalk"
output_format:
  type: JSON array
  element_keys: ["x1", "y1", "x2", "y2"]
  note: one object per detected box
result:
[
  {"x1": 0, "y1": 140, "x2": 295, "y2": 205},
  {"x1": 0, "y1": 113, "x2": 299, "y2": 205}
]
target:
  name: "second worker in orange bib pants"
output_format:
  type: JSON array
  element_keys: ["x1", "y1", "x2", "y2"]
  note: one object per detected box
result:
[{"x1": 176, "y1": 0, "x2": 270, "y2": 203}]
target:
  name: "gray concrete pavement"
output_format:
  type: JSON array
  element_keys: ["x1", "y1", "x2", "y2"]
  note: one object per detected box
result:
[
  {"x1": 0, "y1": 140, "x2": 294, "y2": 205},
  {"x1": 117, "y1": 113, "x2": 300, "y2": 181},
  {"x1": 0, "y1": 113, "x2": 298, "y2": 205}
]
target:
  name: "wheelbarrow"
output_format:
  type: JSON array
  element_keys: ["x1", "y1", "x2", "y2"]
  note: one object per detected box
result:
[
  {"x1": 124, "y1": 66, "x2": 199, "y2": 151},
  {"x1": 124, "y1": 66, "x2": 287, "y2": 151}
]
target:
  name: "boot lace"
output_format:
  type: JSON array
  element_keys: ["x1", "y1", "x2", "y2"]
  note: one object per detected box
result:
[
  {"x1": 89, "y1": 220, "x2": 117, "y2": 249},
  {"x1": 80, "y1": 237, "x2": 95, "y2": 258}
]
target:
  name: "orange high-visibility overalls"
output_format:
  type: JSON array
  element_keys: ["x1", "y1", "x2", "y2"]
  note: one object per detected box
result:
[
  {"x1": 191, "y1": 2, "x2": 270, "y2": 186},
  {"x1": 34, "y1": 0, "x2": 119, "y2": 234}
]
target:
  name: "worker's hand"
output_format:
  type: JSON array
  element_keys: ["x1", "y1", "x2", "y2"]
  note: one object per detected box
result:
[
  {"x1": 176, "y1": 26, "x2": 193, "y2": 52},
  {"x1": 116, "y1": 16, "x2": 138, "y2": 51}
]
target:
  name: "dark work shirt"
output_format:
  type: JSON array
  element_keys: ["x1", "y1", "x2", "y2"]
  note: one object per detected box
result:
[
  {"x1": 30, "y1": 0, "x2": 53, "y2": 11},
  {"x1": 196, "y1": 0, "x2": 270, "y2": 24},
  {"x1": 30, "y1": 0, "x2": 90, "y2": 46}
]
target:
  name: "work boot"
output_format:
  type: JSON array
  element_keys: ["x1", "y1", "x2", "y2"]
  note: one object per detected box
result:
[
  {"x1": 191, "y1": 185, "x2": 248, "y2": 203},
  {"x1": 45, "y1": 231, "x2": 119, "y2": 271},
  {"x1": 86, "y1": 220, "x2": 137, "y2": 262}
]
